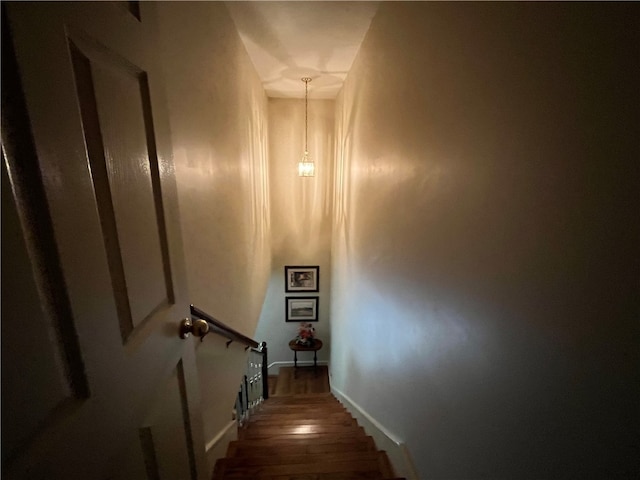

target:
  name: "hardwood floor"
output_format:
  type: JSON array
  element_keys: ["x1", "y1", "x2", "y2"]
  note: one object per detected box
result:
[
  {"x1": 271, "y1": 366, "x2": 330, "y2": 396},
  {"x1": 213, "y1": 367, "x2": 404, "y2": 480}
]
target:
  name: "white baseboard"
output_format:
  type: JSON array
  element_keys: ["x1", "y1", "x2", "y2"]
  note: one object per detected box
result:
[
  {"x1": 204, "y1": 420, "x2": 237, "y2": 473},
  {"x1": 267, "y1": 360, "x2": 329, "y2": 374},
  {"x1": 331, "y1": 385, "x2": 420, "y2": 480}
]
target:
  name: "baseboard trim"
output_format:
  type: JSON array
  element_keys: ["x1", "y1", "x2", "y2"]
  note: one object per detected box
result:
[
  {"x1": 331, "y1": 385, "x2": 420, "y2": 480},
  {"x1": 267, "y1": 360, "x2": 329, "y2": 370},
  {"x1": 331, "y1": 385, "x2": 402, "y2": 444},
  {"x1": 204, "y1": 420, "x2": 237, "y2": 473},
  {"x1": 205, "y1": 420, "x2": 236, "y2": 453}
]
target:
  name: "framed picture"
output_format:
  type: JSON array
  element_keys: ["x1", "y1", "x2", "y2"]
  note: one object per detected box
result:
[
  {"x1": 285, "y1": 296, "x2": 319, "y2": 322},
  {"x1": 285, "y1": 265, "x2": 319, "y2": 292}
]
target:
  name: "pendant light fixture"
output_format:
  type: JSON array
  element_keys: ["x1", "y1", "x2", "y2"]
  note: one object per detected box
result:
[{"x1": 298, "y1": 77, "x2": 315, "y2": 177}]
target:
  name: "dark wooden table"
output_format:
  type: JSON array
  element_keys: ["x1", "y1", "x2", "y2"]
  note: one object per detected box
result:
[{"x1": 288, "y1": 339, "x2": 323, "y2": 376}]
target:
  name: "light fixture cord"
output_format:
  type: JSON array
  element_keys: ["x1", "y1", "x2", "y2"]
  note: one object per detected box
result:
[{"x1": 304, "y1": 78, "x2": 309, "y2": 154}]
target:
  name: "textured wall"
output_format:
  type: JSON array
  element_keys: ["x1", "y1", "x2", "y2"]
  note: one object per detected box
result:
[
  {"x1": 255, "y1": 98, "x2": 334, "y2": 371},
  {"x1": 156, "y1": 2, "x2": 270, "y2": 471},
  {"x1": 332, "y1": 3, "x2": 639, "y2": 478}
]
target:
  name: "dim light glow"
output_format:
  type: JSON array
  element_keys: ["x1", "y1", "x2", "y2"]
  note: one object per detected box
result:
[{"x1": 298, "y1": 151, "x2": 315, "y2": 177}]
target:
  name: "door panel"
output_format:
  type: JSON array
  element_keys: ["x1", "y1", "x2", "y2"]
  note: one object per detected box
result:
[
  {"x1": 1, "y1": 160, "x2": 84, "y2": 466},
  {"x1": 140, "y1": 360, "x2": 195, "y2": 480},
  {"x1": 2, "y1": 2, "x2": 206, "y2": 478},
  {"x1": 69, "y1": 34, "x2": 173, "y2": 340},
  {"x1": 113, "y1": 355, "x2": 202, "y2": 480}
]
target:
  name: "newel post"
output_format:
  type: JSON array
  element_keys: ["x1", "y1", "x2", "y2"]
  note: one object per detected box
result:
[{"x1": 260, "y1": 341, "x2": 269, "y2": 400}]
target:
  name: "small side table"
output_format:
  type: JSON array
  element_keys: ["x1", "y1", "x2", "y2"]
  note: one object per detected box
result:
[{"x1": 288, "y1": 339, "x2": 323, "y2": 377}]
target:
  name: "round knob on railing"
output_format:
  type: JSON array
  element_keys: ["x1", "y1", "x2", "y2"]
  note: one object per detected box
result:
[{"x1": 179, "y1": 318, "x2": 210, "y2": 339}]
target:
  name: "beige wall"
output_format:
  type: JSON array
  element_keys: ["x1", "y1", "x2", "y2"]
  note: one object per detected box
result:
[
  {"x1": 255, "y1": 98, "x2": 334, "y2": 370},
  {"x1": 156, "y1": 2, "x2": 270, "y2": 471},
  {"x1": 332, "y1": 3, "x2": 639, "y2": 478}
]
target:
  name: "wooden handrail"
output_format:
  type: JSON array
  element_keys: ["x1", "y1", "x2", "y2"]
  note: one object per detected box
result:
[{"x1": 190, "y1": 304, "x2": 259, "y2": 348}]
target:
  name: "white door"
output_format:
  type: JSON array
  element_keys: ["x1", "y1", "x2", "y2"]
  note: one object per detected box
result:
[{"x1": 2, "y1": 2, "x2": 206, "y2": 478}]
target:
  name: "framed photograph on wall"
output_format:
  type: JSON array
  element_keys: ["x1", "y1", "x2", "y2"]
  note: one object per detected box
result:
[
  {"x1": 286, "y1": 296, "x2": 319, "y2": 322},
  {"x1": 285, "y1": 265, "x2": 319, "y2": 292}
]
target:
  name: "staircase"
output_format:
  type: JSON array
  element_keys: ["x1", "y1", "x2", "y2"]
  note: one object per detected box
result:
[{"x1": 213, "y1": 392, "x2": 405, "y2": 479}]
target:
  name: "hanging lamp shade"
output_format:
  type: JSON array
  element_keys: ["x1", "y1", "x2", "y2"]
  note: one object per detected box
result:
[
  {"x1": 298, "y1": 152, "x2": 315, "y2": 177},
  {"x1": 298, "y1": 77, "x2": 315, "y2": 177}
]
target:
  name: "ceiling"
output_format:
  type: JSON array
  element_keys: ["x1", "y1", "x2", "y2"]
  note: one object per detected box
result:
[{"x1": 225, "y1": 1, "x2": 380, "y2": 99}]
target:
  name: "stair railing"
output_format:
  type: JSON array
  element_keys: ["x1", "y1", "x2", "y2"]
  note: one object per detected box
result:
[
  {"x1": 236, "y1": 343, "x2": 268, "y2": 425},
  {"x1": 190, "y1": 305, "x2": 268, "y2": 426}
]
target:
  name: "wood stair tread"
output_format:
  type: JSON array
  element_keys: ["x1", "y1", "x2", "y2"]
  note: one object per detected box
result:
[
  {"x1": 215, "y1": 475, "x2": 403, "y2": 480},
  {"x1": 229, "y1": 433, "x2": 374, "y2": 448},
  {"x1": 217, "y1": 459, "x2": 385, "y2": 477},
  {"x1": 265, "y1": 394, "x2": 335, "y2": 402},
  {"x1": 248, "y1": 419, "x2": 357, "y2": 428},
  {"x1": 249, "y1": 408, "x2": 351, "y2": 417},
  {"x1": 237, "y1": 433, "x2": 369, "y2": 445},
  {"x1": 258, "y1": 403, "x2": 346, "y2": 410},
  {"x1": 227, "y1": 438, "x2": 377, "y2": 458},
  {"x1": 240, "y1": 424, "x2": 365, "y2": 439},
  {"x1": 251, "y1": 409, "x2": 351, "y2": 417},
  {"x1": 215, "y1": 369, "x2": 398, "y2": 479},
  {"x1": 218, "y1": 450, "x2": 386, "y2": 468}
]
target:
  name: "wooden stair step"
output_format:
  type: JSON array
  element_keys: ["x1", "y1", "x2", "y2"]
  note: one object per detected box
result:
[
  {"x1": 214, "y1": 471, "x2": 392, "y2": 480},
  {"x1": 213, "y1": 472, "x2": 396, "y2": 480},
  {"x1": 252, "y1": 407, "x2": 347, "y2": 416},
  {"x1": 261, "y1": 400, "x2": 344, "y2": 409},
  {"x1": 257, "y1": 405, "x2": 346, "y2": 415},
  {"x1": 226, "y1": 435, "x2": 376, "y2": 457},
  {"x1": 261, "y1": 403, "x2": 340, "y2": 408},
  {"x1": 249, "y1": 416, "x2": 357, "y2": 427},
  {"x1": 249, "y1": 413, "x2": 349, "y2": 422},
  {"x1": 255, "y1": 410, "x2": 347, "y2": 417},
  {"x1": 241, "y1": 424, "x2": 365, "y2": 439},
  {"x1": 264, "y1": 475, "x2": 404, "y2": 480},
  {"x1": 260, "y1": 401, "x2": 340, "y2": 409},
  {"x1": 217, "y1": 457, "x2": 386, "y2": 478},
  {"x1": 252, "y1": 410, "x2": 346, "y2": 419},
  {"x1": 265, "y1": 394, "x2": 335, "y2": 403},
  {"x1": 264, "y1": 394, "x2": 339, "y2": 402},
  {"x1": 269, "y1": 392, "x2": 333, "y2": 396},
  {"x1": 215, "y1": 369, "x2": 398, "y2": 480},
  {"x1": 215, "y1": 473, "x2": 398, "y2": 480},
  {"x1": 249, "y1": 411, "x2": 355, "y2": 422},
  {"x1": 262, "y1": 400, "x2": 340, "y2": 405},
  {"x1": 217, "y1": 450, "x2": 385, "y2": 470},
  {"x1": 238, "y1": 432, "x2": 368, "y2": 444}
]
